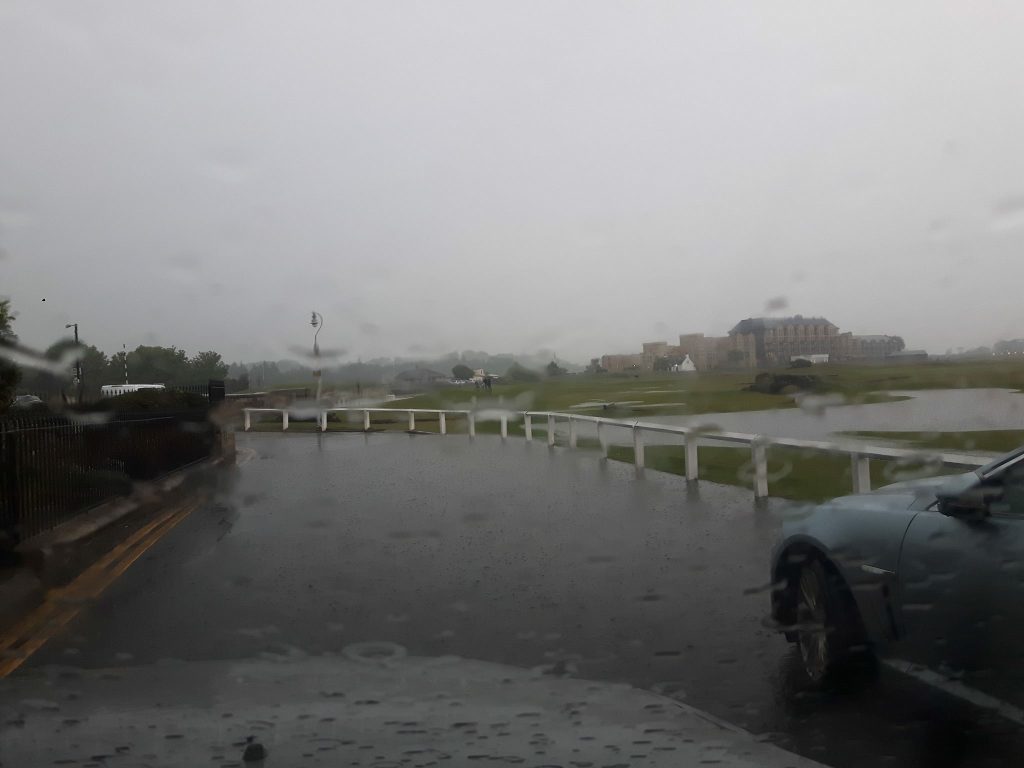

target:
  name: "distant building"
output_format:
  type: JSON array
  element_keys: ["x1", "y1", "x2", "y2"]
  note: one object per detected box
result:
[
  {"x1": 995, "y1": 339, "x2": 1024, "y2": 356},
  {"x1": 641, "y1": 341, "x2": 670, "y2": 370},
  {"x1": 729, "y1": 316, "x2": 840, "y2": 368},
  {"x1": 600, "y1": 353, "x2": 644, "y2": 373},
  {"x1": 846, "y1": 334, "x2": 906, "y2": 359},
  {"x1": 671, "y1": 354, "x2": 697, "y2": 373},
  {"x1": 600, "y1": 315, "x2": 908, "y2": 371},
  {"x1": 791, "y1": 354, "x2": 830, "y2": 364},
  {"x1": 676, "y1": 333, "x2": 756, "y2": 370}
]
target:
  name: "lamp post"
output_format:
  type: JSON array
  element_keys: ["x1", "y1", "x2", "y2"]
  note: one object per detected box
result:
[
  {"x1": 311, "y1": 311, "x2": 323, "y2": 403},
  {"x1": 65, "y1": 322, "x2": 82, "y2": 401}
]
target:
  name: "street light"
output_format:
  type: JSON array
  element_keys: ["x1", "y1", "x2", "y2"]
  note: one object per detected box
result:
[
  {"x1": 311, "y1": 311, "x2": 323, "y2": 403},
  {"x1": 65, "y1": 322, "x2": 82, "y2": 401}
]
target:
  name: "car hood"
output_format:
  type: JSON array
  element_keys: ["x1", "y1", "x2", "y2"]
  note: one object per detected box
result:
[
  {"x1": 874, "y1": 470, "x2": 979, "y2": 505},
  {"x1": 0, "y1": 653, "x2": 821, "y2": 767}
]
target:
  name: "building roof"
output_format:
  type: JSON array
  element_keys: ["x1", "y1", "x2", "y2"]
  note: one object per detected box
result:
[{"x1": 729, "y1": 316, "x2": 837, "y2": 335}]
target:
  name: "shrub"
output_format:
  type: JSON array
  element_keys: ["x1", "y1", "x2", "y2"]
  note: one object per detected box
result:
[{"x1": 91, "y1": 389, "x2": 208, "y2": 411}]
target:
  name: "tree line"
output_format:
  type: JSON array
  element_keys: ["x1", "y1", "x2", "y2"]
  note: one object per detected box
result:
[{"x1": 0, "y1": 299, "x2": 229, "y2": 406}]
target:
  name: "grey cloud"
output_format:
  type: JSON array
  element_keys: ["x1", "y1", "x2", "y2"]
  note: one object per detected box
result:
[{"x1": 2, "y1": 1, "x2": 1024, "y2": 361}]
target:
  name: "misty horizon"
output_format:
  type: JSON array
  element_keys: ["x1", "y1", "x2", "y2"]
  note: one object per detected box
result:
[{"x1": 4, "y1": 2, "x2": 1024, "y2": 362}]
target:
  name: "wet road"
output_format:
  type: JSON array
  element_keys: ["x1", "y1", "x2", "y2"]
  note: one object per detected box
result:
[{"x1": 18, "y1": 433, "x2": 1024, "y2": 767}]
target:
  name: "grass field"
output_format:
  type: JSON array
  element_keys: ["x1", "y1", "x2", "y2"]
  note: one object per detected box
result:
[
  {"x1": 243, "y1": 359, "x2": 1024, "y2": 499},
  {"x1": 843, "y1": 429, "x2": 1024, "y2": 454},
  {"x1": 249, "y1": 360, "x2": 1024, "y2": 421},
  {"x1": 339, "y1": 360, "x2": 1024, "y2": 419},
  {"x1": 385, "y1": 373, "x2": 899, "y2": 419},
  {"x1": 601, "y1": 443, "x2": 962, "y2": 502}
]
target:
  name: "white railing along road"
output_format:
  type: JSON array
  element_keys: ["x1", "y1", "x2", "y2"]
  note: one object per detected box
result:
[{"x1": 242, "y1": 406, "x2": 991, "y2": 499}]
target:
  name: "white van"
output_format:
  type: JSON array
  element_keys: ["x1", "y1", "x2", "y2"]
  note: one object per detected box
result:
[{"x1": 100, "y1": 384, "x2": 166, "y2": 398}]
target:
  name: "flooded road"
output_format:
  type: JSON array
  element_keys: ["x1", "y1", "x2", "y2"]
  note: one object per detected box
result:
[{"x1": 11, "y1": 433, "x2": 1024, "y2": 767}]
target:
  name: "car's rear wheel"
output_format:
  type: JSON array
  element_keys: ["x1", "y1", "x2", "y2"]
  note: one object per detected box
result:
[{"x1": 794, "y1": 559, "x2": 871, "y2": 686}]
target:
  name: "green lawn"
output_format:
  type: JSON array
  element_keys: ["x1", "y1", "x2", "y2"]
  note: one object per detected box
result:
[
  {"x1": 245, "y1": 360, "x2": 1024, "y2": 420},
  {"x1": 603, "y1": 443, "x2": 960, "y2": 503},
  {"x1": 385, "y1": 372, "x2": 910, "y2": 419},
  {"x1": 361, "y1": 360, "x2": 1024, "y2": 418},
  {"x1": 842, "y1": 429, "x2": 1024, "y2": 455},
  {"x1": 808, "y1": 359, "x2": 1024, "y2": 395}
]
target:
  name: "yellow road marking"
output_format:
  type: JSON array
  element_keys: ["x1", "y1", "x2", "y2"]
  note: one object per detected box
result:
[{"x1": 0, "y1": 497, "x2": 202, "y2": 677}]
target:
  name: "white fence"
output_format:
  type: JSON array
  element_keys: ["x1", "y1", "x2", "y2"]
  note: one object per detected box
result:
[{"x1": 242, "y1": 407, "x2": 990, "y2": 499}]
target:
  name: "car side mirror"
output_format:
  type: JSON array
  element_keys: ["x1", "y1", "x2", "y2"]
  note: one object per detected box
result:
[{"x1": 937, "y1": 484, "x2": 999, "y2": 520}]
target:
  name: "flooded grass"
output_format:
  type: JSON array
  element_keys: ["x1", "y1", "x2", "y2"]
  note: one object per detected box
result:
[
  {"x1": 375, "y1": 360, "x2": 1024, "y2": 419},
  {"x1": 842, "y1": 429, "x2": 1024, "y2": 454},
  {"x1": 603, "y1": 444, "x2": 960, "y2": 502}
]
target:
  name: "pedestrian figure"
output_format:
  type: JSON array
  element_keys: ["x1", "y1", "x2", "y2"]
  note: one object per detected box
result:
[{"x1": 484, "y1": 375, "x2": 492, "y2": 393}]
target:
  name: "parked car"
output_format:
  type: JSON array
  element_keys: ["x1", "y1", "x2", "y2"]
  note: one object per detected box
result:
[
  {"x1": 771, "y1": 444, "x2": 1024, "y2": 693},
  {"x1": 9, "y1": 394, "x2": 43, "y2": 409}
]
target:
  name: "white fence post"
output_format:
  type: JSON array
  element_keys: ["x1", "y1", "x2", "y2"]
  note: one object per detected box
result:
[
  {"x1": 596, "y1": 421, "x2": 604, "y2": 450},
  {"x1": 524, "y1": 413, "x2": 533, "y2": 441},
  {"x1": 321, "y1": 411, "x2": 328, "y2": 432},
  {"x1": 363, "y1": 410, "x2": 371, "y2": 431},
  {"x1": 500, "y1": 413, "x2": 508, "y2": 439},
  {"x1": 568, "y1": 417, "x2": 577, "y2": 448},
  {"x1": 633, "y1": 426, "x2": 645, "y2": 469},
  {"x1": 684, "y1": 434, "x2": 699, "y2": 481},
  {"x1": 851, "y1": 453, "x2": 871, "y2": 494},
  {"x1": 468, "y1": 412, "x2": 476, "y2": 438},
  {"x1": 752, "y1": 442, "x2": 768, "y2": 498},
  {"x1": 547, "y1": 414, "x2": 556, "y2": 447},
  {"x1": 282, "y1": 411, "x2": 289, "y2": 431},
  {"x1": 408, "y1": 410, "x2": 416, "y2": 432},
  {"x1": 439, "y1": 411, "x2": 447, "y2": 435},
  {"x1": 244, "y1": 410, "x2": 251, "y2": 432}
]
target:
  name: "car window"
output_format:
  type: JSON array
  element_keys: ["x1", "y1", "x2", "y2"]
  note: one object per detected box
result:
[{"x1": 990, "y1": 462, "x2": 1024, "y2": 516}]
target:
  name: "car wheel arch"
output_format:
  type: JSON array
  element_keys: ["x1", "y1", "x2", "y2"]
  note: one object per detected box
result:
[{"x1": 773, "y1": 542, "x2": 859, "y2": 638}]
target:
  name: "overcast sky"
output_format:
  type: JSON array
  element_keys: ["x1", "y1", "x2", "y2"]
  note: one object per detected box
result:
[{"x1": 3, "y1": 2, "x2": 1024, "y2": 364}]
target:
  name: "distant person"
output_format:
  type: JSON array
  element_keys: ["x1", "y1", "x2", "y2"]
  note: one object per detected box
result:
[
  {"x1": 484, "y1": 375, "x2": 492, "y2": 393},
  {"x1": 475, "y1": 379, "x2": 481, "y2": 390}
]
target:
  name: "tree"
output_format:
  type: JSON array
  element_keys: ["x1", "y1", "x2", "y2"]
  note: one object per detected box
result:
[
  {"x1": 124, "y1": 345, "x2": 191, "y2": 385},
  {"x1": 226, "y1": 371, "x2": 250, "y2": 393},
  {"x1": 545, "y1": 360, "x2": 567, "y2": 377},
  {"x1": 17, "y1": 339, "x2": 111, "y2": 402},
  {"x1": 0, "y1": 300, "x2": 19, "y2": 407},
  {"x1": 452, "y1": 363, "x2": 474, "y2": 380},
  {"x1": 585, "y1": 358, "x2": 606, "y2": 374},
  {"x1": 503, "y1": 363, "x2": 541, "y2": 383},
  {"x1": 190, "y1": 350, "x2": 229, "y2": 381}
]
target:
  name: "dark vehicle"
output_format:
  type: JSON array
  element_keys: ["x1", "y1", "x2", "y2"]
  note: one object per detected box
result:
[
  {"x1": 772, "y1": 445, "x2": 1024, "y2": 694},
  {"x1": 9, "y1": 394, "x2": 42, "y2": 409}
]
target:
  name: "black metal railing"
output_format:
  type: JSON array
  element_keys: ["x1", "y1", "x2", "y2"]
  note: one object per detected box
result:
[
  {"x1": 0, "y1": 411, "x2": 216, "y2": 541},
  {"x1": 167, "y1": 380, "x2": 225, "y2": 403}
]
